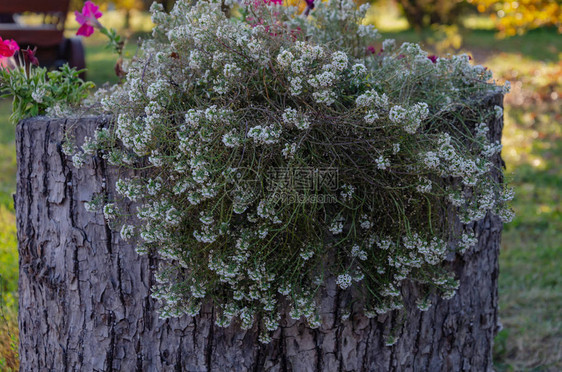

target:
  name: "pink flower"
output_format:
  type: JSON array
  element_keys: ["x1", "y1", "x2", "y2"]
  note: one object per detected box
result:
[
  {"x1": 0, "y1": 37, "x2": 19, "y2": 57},
  {"x1": 75, "y1": 1, "x2": 103, "y2": 37}
]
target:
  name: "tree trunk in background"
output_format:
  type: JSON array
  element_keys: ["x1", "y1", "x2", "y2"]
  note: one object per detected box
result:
[
  {"x1": 398, "y1": 0, "x2": 464, "y2": 29},
  {"x1": 16, "y1": 93, "x2": 504, "y2": 371}
]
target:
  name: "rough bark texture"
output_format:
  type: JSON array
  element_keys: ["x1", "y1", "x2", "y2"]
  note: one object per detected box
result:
[{"x1": 17, "y1": 93, "x2": 504, "y2": 372}]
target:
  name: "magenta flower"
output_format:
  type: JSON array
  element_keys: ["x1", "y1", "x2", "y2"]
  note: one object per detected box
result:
[
  {"x1": 75, "y1": 1, "x2": 103, "y2": 37},
  {"x1": 0, "y1": 37, "x2": 19, "y2": 58},
  {"x1": 22, "y1": 47, "x2": 39, "y2": 66}
]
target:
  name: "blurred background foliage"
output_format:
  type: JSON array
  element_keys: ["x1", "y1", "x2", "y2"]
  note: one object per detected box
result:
[
  {"x1": 469, "y1": 0, "x2": 562, "y2": 37},
  {"x1": 1, "y1": 0, "x2": 561, "y2": 370}
]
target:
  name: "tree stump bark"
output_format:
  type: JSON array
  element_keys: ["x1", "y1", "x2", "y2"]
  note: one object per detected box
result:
[{"x1": 16, "y1": 93, "x2": 504, "y2": 371}]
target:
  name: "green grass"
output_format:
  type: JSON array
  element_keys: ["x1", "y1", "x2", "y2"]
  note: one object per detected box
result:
[
  {"x1": 375, "y1": 27, "x2": 562, "y2": 63},
  {"x1": 0, "y1": 99, "x2": 17, "y2": 371},
  {"x1": 0, "y1": 100, "x2": 15, "y2": 209},
  {"x1": 493, "y1": 97, "x2": 562, "y2": 370},
  {"x1": 82, "y1": 38, "x2": 142, "y2": 86},
  {"x1": 0, "y1": 10, "x2": 561, "y2": 371}
]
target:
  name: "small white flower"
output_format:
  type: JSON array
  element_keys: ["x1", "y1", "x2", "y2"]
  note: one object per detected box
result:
[
  {"x1": 382, "y1": 39, "x2": 396, "y2": 51},
  {"x1": 329, "y1": 220, "x2": 344, "y2": 235},
  {"x1": 351, "y1": 63, "x2": 366, "y2": 77},
  {"x1": 72, "y1": 153, "x2": 86, "y2": 168},
  {"x1": 120, "y1": 225, "x2": 135, "y2": 240},
  {"x1": 364, "y1": 111, "x2": 379, "y2": 124},
  {"x1": 32, "y1": 87, "x2": 46, "y2": 103},
  {"x1": 223, "y1": 63, "x2": 241, "y2": 79},
  {"x1": 359, "y1": 214, "x2": 372, "y2": 230},
  {"x1": 351, "y1": 245, "x2": 367, "y2": 260},
  {"x1": 357, "y1": 24, "x2": 378, "y2": 38},
  {"x1": 289, "y1": 77, "x2": 303, "y2": 96},
  {"x1": 416, "y1": 177, "x2": 432, "y2": 193},
  {"x1": 458, "y1": 232, "x2": 477, "y2": 253},
  {"x1": 340, "y1": 184, "x2": 355, "y2": 201},
  {"x1": 389, "y1": 105, "x2": 407, "y2": 124},
  {"x1": 103, "y1": 203, "x2": 117, "y2": 220},
  {"x1": 276, "y1": 49, "x2": 294, "y2": 68},
  {"x1": 376, "y1": 155, "x2": 390, "y2": 170},
  {"x1": 222, "y1": 130, "x2": 241, "y2": 148},
  {"x1": 330, "y1": 51, "x2": 348, "y2": 72},
  {"x1": 84, "y1": 201, "x2": 97, "y2": 212},
  {"x1": 282, "y1": 143, "x2": 297, "y2": 159},
  {"x1": 312, "y1": 90, "x2": 336, "y2": 105},
  {"x1": 336, "y1": 274, "x2": 352, "y2": 289},
  {"x1": 502, "y1": 81, "x2": 511, "y2": 94}
]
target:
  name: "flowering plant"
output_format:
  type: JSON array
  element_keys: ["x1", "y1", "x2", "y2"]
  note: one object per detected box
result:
[
  {"x1": 74, "y1": 1, "x2": 125, "y2": 76},
  {"x1": 0, "y1": 1, "x2": 127, "y2": 123},
  {"x1": 0, "y1": 38, "x2": 93, "y2": 123},
  {"x1": 75, "y1": 1, "x2": 104, "y2": 37},
  {"x1": 66, "y1": 0, "x2": 513, "y2": 344},
  {"x1": 0, "y1": 37, "x2": 19, "y2": 59}
]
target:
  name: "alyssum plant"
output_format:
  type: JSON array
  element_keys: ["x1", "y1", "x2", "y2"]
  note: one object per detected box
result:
[{"x1": 67, "y1": 0, "x2": 513, "y2": 344}]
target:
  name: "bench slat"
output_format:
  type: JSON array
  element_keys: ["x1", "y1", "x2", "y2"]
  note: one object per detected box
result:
[
  {"x1": 0, "y1": 29, "x2": 64, "y2": 47},
  {"x1": 0, "y1": 0, "x2": 70, "y2": 14}
]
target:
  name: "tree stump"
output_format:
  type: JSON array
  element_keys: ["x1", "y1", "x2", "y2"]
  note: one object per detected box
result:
[{"x1": 16, "y1": 93, "x2": 504, "y2": 371}]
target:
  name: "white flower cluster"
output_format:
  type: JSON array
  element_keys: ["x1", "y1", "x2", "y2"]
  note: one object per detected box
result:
[
  {"x1": 340, "y1": 184, "x2": 355, "y2": 201},
  {"x1": 336, "y1": 274, "x2": 352, "y2": 289},
  {"x1": 350, "y1": 244, "x2": 368, "y2": 260},
  {"x1": 458, "y1": 232, "x2": 478, "y2": 253},
  {"x1": 247, "y1": 125, "x2": 281, "y2": 145},
  {"x1": 356, "y1": 89, "x2": 389, "y2": 109},
  {"x1": 274, "y1": 41, "x2": 354, "y2": 106},
  {"x1": 416, "y1": 177, "x2": 432, "y2": 193},
  {"x1": 388, "y1": 102, "x2": 429, "y2": 134},
  {"x1": 282, "y1": 107, "x2": 310, "y2": 130},
  {"x1": 376, "y1": 155, "x2": 390, "y2": 170},
  {"x1": 72, "y1": 0, "x2": 511, "y2": 343}
]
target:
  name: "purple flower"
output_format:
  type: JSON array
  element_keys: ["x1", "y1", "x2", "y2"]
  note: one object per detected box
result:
[
  {"x1": 75, "y1": 1, "x2": 103, "y2": 37},
  {"x1": 22, "y1": 47, "x2": 39, "y2": 66}
]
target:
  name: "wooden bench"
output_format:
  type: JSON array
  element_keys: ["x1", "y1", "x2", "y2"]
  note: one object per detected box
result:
[{"x1": 0, "y1": 0, "x2": 86, "y2": 76}]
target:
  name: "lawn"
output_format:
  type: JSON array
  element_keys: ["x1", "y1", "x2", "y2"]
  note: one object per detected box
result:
[{"x1": 1, "y1": 9, "x2": 561, "y2": 371}]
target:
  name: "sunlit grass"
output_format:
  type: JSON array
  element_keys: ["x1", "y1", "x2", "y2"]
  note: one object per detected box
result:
[
  {"x1": 364, "y1": 1, "x2": 409, "y2": 32},
  {"x1": 486, "y1": 53, "x2": 562, "y2": 370},
  {"x1": 82, "y1": 38, "x2": 141, "y2": 86},
  {"x1": 461, "y1": 14, "x2": 496, "y2": 30},
  {"x1": 0, "y1": 204, "x2": 18, "y2": 371},
  {"x1": 375, "y1": 26, "x2": 562, "y2": 63}
]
